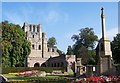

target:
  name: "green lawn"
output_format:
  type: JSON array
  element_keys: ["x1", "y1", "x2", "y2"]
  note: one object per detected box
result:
[
  {"x1": 3, "y1": 74, "x2": 62, "y2": 80},
  {"x1": 3, "y1": 74, "x2": 75, "y2": 83}
]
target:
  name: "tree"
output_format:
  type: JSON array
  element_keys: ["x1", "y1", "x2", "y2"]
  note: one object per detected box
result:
[
  {"x1": 75, "y1": 45, "x2": 88, "y2": 65},
  {"x1": 1, "y1": 21, "x2": 31, "y2": 67},
  {"x1": 71, "y1": 27, "x2": 98, "y2": 65},
  {"x1": 72, "y1": 27, "x2": 98, "y2": 49},
  {"x1": 47, "y1": 37, "x2": 57, "y2": 48},
  {"x1": 47, "y1": 37, "x2": 64, "y2": 55},
  {"x1": 88, "y1": 50, "x2": 96, "y2": 65},
  {"x1": 0, "y1": 23, "x2": 2, "y2": 42},
  {"x1": 111, "y1": 33, "x2": 120, "y2": 64},
  {"x1": 57, "y1": 49, "x2": 65, "y2": 55},
  {"x1": 66, "y1": 45, "x2": 73, "y2": 55}
]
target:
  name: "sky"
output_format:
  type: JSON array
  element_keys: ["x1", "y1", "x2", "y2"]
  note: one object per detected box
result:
[
  {"x1": 118, "y1": 2, "x2": 120, "y2": 33},
  {"x1": 2, "y1": 2, "x2": 118, "y2": 53}
]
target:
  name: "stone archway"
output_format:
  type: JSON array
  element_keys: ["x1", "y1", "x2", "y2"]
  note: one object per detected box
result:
[
  {"x1": 34, "y1": 63, "x2": 40, "y2": 67},
  {"x1": 41, "y1": 63, "x2": 46, "y2": 67}
]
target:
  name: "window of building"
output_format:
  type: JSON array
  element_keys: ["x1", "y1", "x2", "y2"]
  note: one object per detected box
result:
[
  {"x1": 29, "y1": 25, "x2": 32, "y2": 31},
  {"x1": 61, "y1": 62, "x2": 64, "y2": 67},
  {"x1": 32, "y1": 44, "x2": 34, "y2": 49},
  {"x1": 83, "y1": 67, "x2": 85, "y2": 71},
  {"x1": 57, "y1": 63, "x2": 59, "y2": 67},
  {"x1": 34, "y1": 63, "x2": 40, "y2": 67},
  {"x1": 52, "y1": 49, "x2": 54, "y2": 52},
  {"x1": 48, "y1": 48, "x2": 50, "y2": 52},
  {"x1": 37, "y1": 26, "x2": 39, "y2": 32},
  {"x1": 33, "y1": 25, "x2": 35, "y2": 32},
  {"x1": 33, "y1": 35, "x2": 34, "y2": 38},
  {"x1": 39, "y1": 45, "x2": 41, "y2": 50},
  {"x1": 52, "y1": 64, "x2": 53, "y2": 67},
  {"x1": 54, "y1": 63, "x2": 56, "y2": 67}
]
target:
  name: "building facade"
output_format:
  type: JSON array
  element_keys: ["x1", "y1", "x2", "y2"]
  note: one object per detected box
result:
[
  {"x1": 23, "y1": 22, "x2": 76, "y2": 73},
  {"x1": 23, "y1": 22, "x2": 59, "y2": 67}
]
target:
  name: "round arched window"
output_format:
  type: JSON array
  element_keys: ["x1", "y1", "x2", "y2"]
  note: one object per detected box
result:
[{"x1": 34, "y1": 63, "x2": 40, "y2": 67}]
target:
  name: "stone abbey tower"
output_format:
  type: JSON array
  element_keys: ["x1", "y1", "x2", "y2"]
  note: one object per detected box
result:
[{"x1": 23, "y1": 22, "x2": 59, "y2": 67}]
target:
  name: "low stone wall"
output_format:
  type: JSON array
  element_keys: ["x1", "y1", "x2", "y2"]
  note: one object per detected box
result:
[{"x1": 86, "y1": 64, "x2": 120, "y2": 76}]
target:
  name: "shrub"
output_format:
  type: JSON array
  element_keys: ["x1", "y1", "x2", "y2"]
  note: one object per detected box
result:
[{"x1": 2, "y1": 67, "x2": 65, "y2": 74}]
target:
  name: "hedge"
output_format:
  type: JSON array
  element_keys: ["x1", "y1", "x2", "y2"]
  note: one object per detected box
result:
[{"x1": 2, "y1": 67, "x2": 66, "y2": 74}]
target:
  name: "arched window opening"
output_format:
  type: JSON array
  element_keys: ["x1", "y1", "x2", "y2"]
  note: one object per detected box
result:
[
  {"x1": 41, "y1": 63, "x2": 46, "y2": 67},
  {"x1": 48, "y1": 48, "x2": 50, "y2": 52},
  {"x1": 29, "y1": 25, "x2": 32, "y2": 31},
  {"x1": 33, "y1": 35, "x2": 34, "y2": 38},
  {"x1": 34, "y1": 63, "x2": 40, "y2": 67},
  {"x1": 33, "y1": 25, "x2": 35, "y2": 32},
  {"x1": 39, "y1": 45, "x2": 41, "y2": 50},
  {"x1": 52, "y1": 49, "x2": 54, "y2": 52},
  {"x1": 32, "y1": 44, "x2": 34, "y2": 49},
  {"x1": 37, "y1": 26, "x2": 39, "y2": 32}
]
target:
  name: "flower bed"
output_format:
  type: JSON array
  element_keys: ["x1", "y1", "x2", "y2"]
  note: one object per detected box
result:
[
  {"x1": 67, "y1": 76, "x2": 120, "y2": 83},
  {"x1": 16, "y1": 70, "x2": 40, "y2": 77}
]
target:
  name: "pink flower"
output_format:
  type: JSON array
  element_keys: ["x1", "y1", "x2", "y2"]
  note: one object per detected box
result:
[{"x1": 16, "y1": 70, "x2": 40, "y2": 76}]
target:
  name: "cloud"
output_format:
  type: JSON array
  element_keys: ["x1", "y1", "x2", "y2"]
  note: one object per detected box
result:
[
  {"x1": 4, "y1": 12, "x2": 24, "y2": 26},
  {"x1": 97, "y1": 27, "x2": 118, "y2": 41},
  {"x1": 106, "y1": 27, "x2": 118, "y2": 41},
  {"x1": 64, "y1": 32, "x2": 78, "y2": 39},
  {"x1": 2, "y1": 3, "x2": 38, "y2": 26},
  {"x1": 65, "y1": 27, "x2": 118, "y2": 45},
  {"x1": 45, "y1": 10, "x2": 59, "y2": 23},
  {"x1": 44, "y1": 10, "x2": 69, "y2": 24},
  {"x1": 2, "y1": 5, "x2": 31, "y2": 26}
]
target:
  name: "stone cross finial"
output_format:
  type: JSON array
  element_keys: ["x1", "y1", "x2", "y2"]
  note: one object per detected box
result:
[
  {"x1": 101, "y1": 7, "x2": 104, "y2": 10},
  {"x1": 101, "y1": 7, "x2": 104, "y2": 18}
]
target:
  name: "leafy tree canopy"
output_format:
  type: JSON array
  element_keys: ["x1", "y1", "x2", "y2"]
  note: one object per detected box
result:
[
  {"x1": 1, "y1": 21, "x2": 31, "y2": 67},
  {"x1": 47, "y1": 37, "x2": 57, "y2": 48},
  {"x1": 112, "y1": 33, "x2": 120, "y2": 64},
  {"x1": 66, "y1": 45, "x2": 74, "y2": 55},
  {"x1": 88, "y1": 50, "x2": 96, "y2": 65},
  {"x1": 72, "y1": 27, "x2": 98, "y2": 49},
  {"x1": 57, "y1": 49, "x2": 65, "y2": 55},
  {"x1": 71, "y1": 27, "x2": 98, "y2": 65}
]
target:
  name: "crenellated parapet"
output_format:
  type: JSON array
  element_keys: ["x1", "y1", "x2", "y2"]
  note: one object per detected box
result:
[{"x1": 23, "y1": 22, "x2": 42, "y2": 33}]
